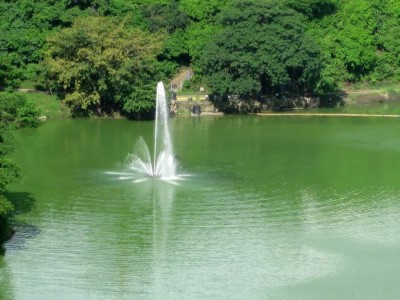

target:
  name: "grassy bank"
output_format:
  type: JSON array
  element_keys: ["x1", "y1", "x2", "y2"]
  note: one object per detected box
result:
[
  {"x1": 257, "y1": 100, "x2": 400, "y2": 117},
  {"x1": 258, "y1": 112, "x2": 400, "y2": 118},
  {"x1": 11, "y1": 83, "x2": 400, "y2": 119},
  {"x1": 317, "y1": 101, "x2": 400, "y2": 115},
  {"x1": 175, "y1": 90, "x2": 209, "y2": 101},
  {"x1": 342, "y1": 83, "x2": 400, "y2": 104},
  {"x1": 15, "y1": 92, "x2": 70, "y2": 119},
  {"x1": 344, "y1": 82, "x2": 400, "y2": 92}
]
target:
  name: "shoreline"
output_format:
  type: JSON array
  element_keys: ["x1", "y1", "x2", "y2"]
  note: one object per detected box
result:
[{"x1": 256, "y1": 112, "x2": 400, "y2": 118}]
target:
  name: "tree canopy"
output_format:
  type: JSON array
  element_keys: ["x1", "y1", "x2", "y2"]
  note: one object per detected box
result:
[
  {"x1": 1, "y1": 0, "x2": 400, "y2": 113},
  {"x1": 0, "y1": 123, "x2": 20, "y2": 217},
  {"x1": 44, "y1": 16, "x2": 163, "y2": 118},
  {"x1": 201, "y1": 1, "x2": 322, "y2": 98},
  {"x1": 0, "y1": 92, "x2": 41, "y2": 245}
]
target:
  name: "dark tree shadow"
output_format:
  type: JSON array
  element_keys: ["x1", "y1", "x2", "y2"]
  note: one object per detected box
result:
[
  {"x1": 1, "y1": 192, "x2": 39, "y2": 255},
  {"x1": 318, "y1": 91, "x2": 347, "y2": 108},
  {"x1": 5, "y1": 192, "x2": 36, "y2": 215},
  {"x1": 4, "y1": 221, "x2": 41, "y2": 253},
  {"x1": 209, "y1": 91, "x2": 348, "y2": 113}
]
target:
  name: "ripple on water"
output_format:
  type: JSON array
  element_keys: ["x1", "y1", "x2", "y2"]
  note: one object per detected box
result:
[
  {"x1": 4, "y1": 168, "x2": 400, "y2": 299},
  {"x1": 298, "y1": 186, "x2": 400, "y2": 245},
  {"x1": 145, "y1": 183, "x2": 344, "y2": 297}
]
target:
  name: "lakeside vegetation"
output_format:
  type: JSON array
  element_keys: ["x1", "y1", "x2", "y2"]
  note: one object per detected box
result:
[
  {"x1": 0, "y1": 0, "x2": 400, "y2": 118},
  {"x1": 14, "y1": 92, "x2": 70, "y2": 119},
  {"x1": 0, "y1": 93, "x2": 40, "y2": 248}
]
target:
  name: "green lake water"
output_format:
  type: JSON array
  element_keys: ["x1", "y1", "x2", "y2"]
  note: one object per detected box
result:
[{"x1": 1, "y1": 116, "x2": 400, "y2": 299}]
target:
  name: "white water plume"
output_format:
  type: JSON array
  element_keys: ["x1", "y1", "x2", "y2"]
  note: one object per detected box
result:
[{"x1": 107, "y1": 82, "x2": 184, "y2": 184}]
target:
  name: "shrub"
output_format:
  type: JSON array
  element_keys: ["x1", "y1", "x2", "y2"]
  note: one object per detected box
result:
[{"x1": 0, "y1": 93, "x2": 40, "y2": 128}]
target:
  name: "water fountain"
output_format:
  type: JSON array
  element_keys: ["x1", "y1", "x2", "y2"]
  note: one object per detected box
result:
[{"x1": 107, "y1": 81, "x2": 182, "y2": 183}]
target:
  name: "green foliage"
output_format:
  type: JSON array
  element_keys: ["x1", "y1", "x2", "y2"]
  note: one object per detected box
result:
[
  {"x1": 15, "y1": 92, "x2": 70, "y2": 119},
  {"x1": 0, "y1": 90, "x2": 40, "y2": 243},
  {"x1": 309, "y1": 0, "x2": 379, "y2": 88},
  {"x1": 0, "y1": 119, "x2": 20, "y2": 246},
  {"x1": 180, "y1": 0, "x2": 228, "y2": 21},
  {"x1": 44, "y1": 16, "x2": 164, "y2": 118},
  {"x1": 2, "y1": 0, "x2": 400, "y2": 103},
  {"x1": 0, "y1": 157, "x2": 20, "y2": 196},
  {"x1": 0, "y1": 123, "x2": 20, "y2": 219},
  {"x1": 141, "y1": 0, "x2": 189, "y2": 34},
  {"x1": 0, "y1": 0, "x2": 133, "y2": 90},
  {"x1": 284, "y1": 0, "x2": 337, "y2": 20},
  {"x1": 0, "y1": 93, "x2": 40, "y2": 128},
  {"x1": 370, "y1": 0, "x2": 400, "y2": 83},
  {"x1": 160, "y1": 29, "x2": 191, "y2": 68},
  {"x1": 178, "y1": 0, "x2": 227, "y2": 73},
  {"x1": 0, "y1": 54, "x2": 23, "y2": 90},
  {"x1": 201, "y1": 1, "x2": 322, "y2": 98},
  {"x1": 185, "y1": 22, "x2": 221, "y2": 72},
  {"x1": 0, "y1": 195, "x2": 14, "y2": 217}
]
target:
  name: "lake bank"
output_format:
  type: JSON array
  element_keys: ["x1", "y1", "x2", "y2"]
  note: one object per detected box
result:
[
  {"x1": 257, "y1": 112, "x2": 400, "y2": 118},
  {"x1": 174, "y1": 85, "x2": 400, "y2": 116},
  {"x1": 12, "y1": 84, "x2": 400, "y2": 119}
]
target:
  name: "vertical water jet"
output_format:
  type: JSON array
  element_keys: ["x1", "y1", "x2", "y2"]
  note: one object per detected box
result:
[
  {"x1": 110, "y1": 81, "x2": 180, "y2": 182},
  {"x1": 153, "y1": 82, "x2": 176, "y2": 178}
]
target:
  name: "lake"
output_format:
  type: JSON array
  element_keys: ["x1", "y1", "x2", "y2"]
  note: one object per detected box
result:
[{"x1": 1, "y1": 116, "x2": 400, "y2": 299}]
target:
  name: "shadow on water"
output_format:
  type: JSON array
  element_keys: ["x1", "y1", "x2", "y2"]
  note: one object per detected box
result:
[
  {"x1": 0, "y1": 192, "x2": 36, "y2": 299},
  {"x1": 318, "y1": 92, "x2": 347, "y2": 108},
  {"x1": 1, "y1": 192, "x2": 40, "y2": 255},
  {"x1": 6, "y1": 192, "x2": 35, "y2": 215}
]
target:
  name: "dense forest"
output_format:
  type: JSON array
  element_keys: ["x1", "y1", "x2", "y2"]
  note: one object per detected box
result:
[{"x1": 1, "y1": 0, "x2": 400, "y2": 116}]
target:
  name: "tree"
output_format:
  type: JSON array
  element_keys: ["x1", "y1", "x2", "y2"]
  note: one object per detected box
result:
[
  {"x1": 140, "y1": 0, "x2": 189, "y2": 34},
  {"x1": 309, "y1": 0, "x2": 378, "y2": 88},
  {"x1": 201, "y1": 1, "x2": 322, "y2": 98},
  {"x1": 185, "y1": 22, "x2": 222, "y2": 73},
  {"x1": 0, "y1": 118, "x2": 21, "y2": 246},
  {"x1": 371, "y1": 0, "x2": 400, "y2": 82},
  {"x1": 179, "y1": 0, "x2": 228, "y2": 22},
  {"x1": 0, "y1": 0, "x2": 129, "y2": 90},
  {"x1": 178, "y1": 0, "x2": 228, "y2": 75},
  {"x1": 140, "y1": 0, "x2": 191, "y2": 73},
  {"x1": 0, "y1": 56, "x2": 20, "y2": 90},
  {"x1": 0, "y1": 93, "x2": 40, "y2": 128},
  {"x1": 0, "y1": 91, "x2": 40, "y2": 247},
  {"x1": 44, "y1": 16, "x2": 164, "y2": 118},
  {"x1": 284, "y1": 0, "x2": 337, "y2": 20},
  {"x1": 0, "y1": 124, "x2": 20, "y2": 214}
]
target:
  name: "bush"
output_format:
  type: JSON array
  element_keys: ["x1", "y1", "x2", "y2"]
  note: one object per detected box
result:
[
  {"x1": 0, "y1": 124, "x2": 20, "y2": 246},
  {"x1": 0, "y1": 195, "x2": 14, "y2": 248},
  {"x1": 0, "y1": 195, "x2": 13, "y2": 216},
  {"x1": 0, "y1": 93, "x2": 40, "y2": 128},
  {"x1": 44, "y1": 16, "x2": 164, "y2": 119}
]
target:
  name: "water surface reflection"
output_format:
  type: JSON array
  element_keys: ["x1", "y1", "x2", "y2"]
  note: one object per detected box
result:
[{"x1": 1, "y1": 117, "x2": 400, "y2": 299}]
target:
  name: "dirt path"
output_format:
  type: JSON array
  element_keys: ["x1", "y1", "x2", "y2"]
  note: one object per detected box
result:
[{"x1": 170, "y1": 68, "x2": 193, "y2": 91}]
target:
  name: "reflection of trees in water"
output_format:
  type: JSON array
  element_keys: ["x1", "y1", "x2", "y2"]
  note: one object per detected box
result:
[
  {"x1": 4, "y1": 222, "x2": 40, "y2": 253},
  {"x1": 5, "y1": 192, "x2": 35, "y2": 215},
  {"x1": 0, "y1": 192, "x2": 36, "y2": 299},
  {"x1": 2, "y1": 192, "x2": 39, "y2": 254}
]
